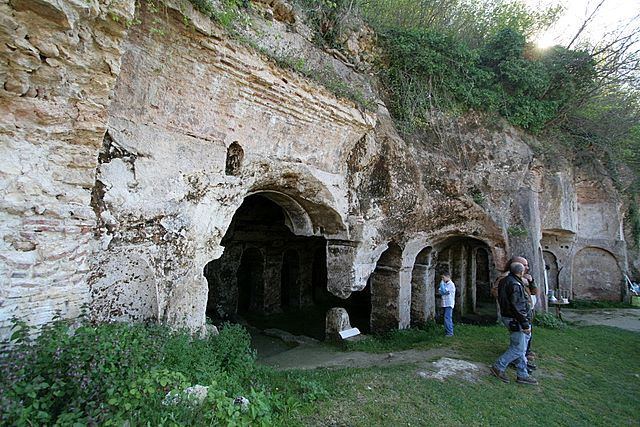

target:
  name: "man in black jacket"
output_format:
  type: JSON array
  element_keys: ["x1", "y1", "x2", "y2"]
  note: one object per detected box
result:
[{"x1": 490, "y1": 262, "x2": 539, "y2": 385}]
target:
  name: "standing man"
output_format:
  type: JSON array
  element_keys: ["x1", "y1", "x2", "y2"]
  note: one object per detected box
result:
[
  {"x1": 490, "y1": 262, "x2": 538, "y2": 385},
  {"x1": 439, "y1": 273, "x2": 456, "y2": 337},
  {"x1": 521, "y1": 260, "x2": 539, "y2": 365},
  {"x1": 492, "y1": 256, "x2": 538, "y2": 367}
]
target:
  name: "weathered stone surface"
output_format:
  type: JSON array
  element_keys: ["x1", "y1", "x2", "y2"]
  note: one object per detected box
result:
[
  {"x1": 539, "y1": 166, "x2": 627, "y2": 301},
  {"x1": 163, "y1": 384, "x2": 209, "y2": 406},
  {"x1": 253, "y1": 0, "x2": 295, "y2": 24},
  {"x1": 0, "y1": 0, "x2": 133, "y2": 340}
]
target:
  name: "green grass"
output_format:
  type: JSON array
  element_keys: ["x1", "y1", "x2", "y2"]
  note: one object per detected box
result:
[
  {"x1": 275, "y1": 323, "x2": 640, "y2": 426},
  {"x1": 568, "y1": 299, "x2": 637, "y2": 310}
]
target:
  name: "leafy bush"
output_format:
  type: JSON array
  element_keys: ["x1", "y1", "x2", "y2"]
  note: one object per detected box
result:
[
  {"x1": 378, "y1": 26, "x2": 595, "y2": 134},
  {"x1": 0, "y1": 321, "x2": 283, "y2": 425},
  {"x1": 533, "y1": 312, "x2": 565, "y2": 329},
  {"x1": 358, "y1": 0, "x2": 561, "y2": 48}
]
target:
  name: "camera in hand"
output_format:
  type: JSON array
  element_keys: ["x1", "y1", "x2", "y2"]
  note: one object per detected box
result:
[{"x1": 508, "y1": 319, "x2": 521, "y2": 332}]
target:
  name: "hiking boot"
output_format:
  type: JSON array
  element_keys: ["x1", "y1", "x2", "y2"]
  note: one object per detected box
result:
[
  {"x1": 526, "y1": 351, "x2": 537, "y2": 360},
  {"x1": 516, "y1": 376, "x2": 539, "y2": 386},
  {"x1": 527, "y1": 362, "x2": 537, "y2": 370},
  {"x1": 490, "y1": 366, "x2": 510, "y2": 383}
]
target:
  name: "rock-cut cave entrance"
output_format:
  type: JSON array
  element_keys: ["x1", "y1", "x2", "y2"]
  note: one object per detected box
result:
[
  {"x1": 203, "y1": 193, "x2": 340, "y2": 340},
  {"x1": 433, "y1": 236, "x2": 495, "y2": 324}
]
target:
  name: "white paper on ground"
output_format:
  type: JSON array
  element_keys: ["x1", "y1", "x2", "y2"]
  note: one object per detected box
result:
[{"x1": 339, "y1": 327, "x2": 360, "y2": 339}]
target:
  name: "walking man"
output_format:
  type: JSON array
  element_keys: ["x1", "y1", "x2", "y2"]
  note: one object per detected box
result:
[
  {"x1": 492, "y1": 255, "x2": 538, "y2": 368},
  {"x1": 490, "y1": 262, "x2": 538, "y2": 385}
]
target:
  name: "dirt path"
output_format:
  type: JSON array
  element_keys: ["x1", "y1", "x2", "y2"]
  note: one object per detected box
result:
[
  {"x1": 561, "y1": 308, "x2": 640, "y2": 332},
  {"x1": 250, "y1": 328, "x2": 458, "y2": 370},
  {"x1": 258, "y1": 342, "x2": 456, "y2": 370}
]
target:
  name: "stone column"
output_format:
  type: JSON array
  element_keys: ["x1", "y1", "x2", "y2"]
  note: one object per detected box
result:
[
  {"x1": 297, "y1": 244, "x2": 315, "y2": 308},
  {"x1": 263, "y1": 248, "x2": 283, "y2": 313},
  {"x1": 370, "y1": 266, "x2": 400, "y2": 333},
  {"x1": 410, "y1": 263, "x2": 429, "y2": 326},
  {"x1": 469, "y1": 247, "x2": 478, "y2": 314},
  {"x1": 326, "y1": 240, "x2": 358, "y2": 298}
]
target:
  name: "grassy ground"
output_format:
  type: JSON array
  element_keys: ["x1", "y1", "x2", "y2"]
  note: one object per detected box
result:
[
  {"x1": 273, "y1": 324, "x2": 640, "y2": 426},
  {"x1": 3, "y1": 320, "x2": 638, "y2": 425},
  {"x1": 567, "y1": 299, "x2": 637, "y2": 309}
]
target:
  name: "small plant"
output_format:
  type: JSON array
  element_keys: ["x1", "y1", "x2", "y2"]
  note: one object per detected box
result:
[
  {"x1": 471, "y1": 189, "x2": 486, "y2": 206},
  {"x1": 507, "y1": 225, "x2": 528, "y2": 237},
  {"x1": 533, "y1": 311, "x2": 564, "y2": 329},
  {"x1": 189, "y1": 0, "x2": 248, "y2": 29}
]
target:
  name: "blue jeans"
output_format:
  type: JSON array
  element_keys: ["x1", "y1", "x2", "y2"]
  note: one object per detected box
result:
[
  {"x1": 443, "y1": 306, "x2": 454, "y2": 336},
  {"x1": 494, "y1": 317, "x2": 530, "y2": 378}
]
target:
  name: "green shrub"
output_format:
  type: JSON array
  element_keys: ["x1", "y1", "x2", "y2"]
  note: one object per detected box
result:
[
  {"x1": 533, "y1": 311, "x2": 564, "y2": 329},
  {"x1": 0, "y1": 320, "x2": 282, "y2": 425},
  {"x1": 378, "y1": 26, "x2": 596, "y2": 134},
  {"x1": 507, "y1": 225, "x2": 528, "y2": 237},
  {"x1": 189, "y1": 0, "x2": 246, "y2": 28}
]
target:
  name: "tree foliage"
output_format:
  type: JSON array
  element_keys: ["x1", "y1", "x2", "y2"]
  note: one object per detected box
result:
[
  {"x1": 358, "y1": 0, "x2": 561, "y2": 47},
  {"x1": 380, "y1": 26, "x2": 596, "y2": 133}
]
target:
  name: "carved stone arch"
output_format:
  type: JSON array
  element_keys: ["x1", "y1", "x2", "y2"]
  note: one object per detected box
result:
[
  {"x1": 246, "y1": 190, "x2": 315, "y2": 236},
  {"x1": 202, "y1": 189, "x2": 355, "y2": 339},
  {"x1": 410, "y1": 246, "x2": 434, "y2": 327},
  {"x1": 572, "y1": 246, "x2": 623, "y2": 301}
]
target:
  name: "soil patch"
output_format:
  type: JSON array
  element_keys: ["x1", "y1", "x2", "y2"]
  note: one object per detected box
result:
[
  {"x1": 561, "y1": 308, "x2": 640, "y2": 332},
  {"x1": 417, "y1": 357, "x2": 482, "y2": 382},
  {"x1": 254, "y1": 332, "x2": 458, "y2": 370}
]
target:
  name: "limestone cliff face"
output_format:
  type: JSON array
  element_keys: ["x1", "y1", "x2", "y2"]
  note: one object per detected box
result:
[
  {"x1": 0, "y1": 0, "x2": 631, "y2": 339},
  {"x1": 0, "y1": 0, "x2": 133, "y2": 338}
]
